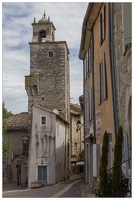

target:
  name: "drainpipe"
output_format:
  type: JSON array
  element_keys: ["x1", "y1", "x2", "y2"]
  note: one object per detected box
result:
[
  {"x1": 108, "y1": 3, "x2": 118, "y2": 139},
  {"x1": 83, "y1": 60, "x2": 86, "y2": 186}
]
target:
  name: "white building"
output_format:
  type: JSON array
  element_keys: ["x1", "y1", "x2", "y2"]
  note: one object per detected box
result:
[{"x1": 28, "y1": 105, "x2": 69, "y2": 188}]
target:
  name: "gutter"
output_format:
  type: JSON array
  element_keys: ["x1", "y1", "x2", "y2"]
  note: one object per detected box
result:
[
  {"x1": 79, "y1": 3, "x2": 93, "y2": 59},
  {"x1": 108, "y1": 3, "x2": 118, "y2": 138}
]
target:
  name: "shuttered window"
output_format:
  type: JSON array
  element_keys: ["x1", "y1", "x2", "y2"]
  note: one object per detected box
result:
[
  {"x1": 86, "y1": 52, "x2": 88, "y2": 74},
  {"x1": 98, "y1": 63, "x2": 101, "y2": 105},
  {"x1": 89, "y1": 88, "x2": 93, "y2": 120},
  {"x1": 97, "y1": 53, "x2": 107, "y2": 105},
  {"x1": 93, "y1": 144, "x2": 97, "y2": 177},
  {"x1": 84, "y1": 58, "x2": 86, "y2": 80},
  {"x1": 99, "y1": 4, "x2": 105, "y2": 45},
  {"x1": 122, "y1": 134, "x2": 129, "y2": 178},
  {"x1": 88, "y1": 48, "x2": 91, "y2": 73},
  {"x1": 122, "y1": 3, "x2": 132, "y2": 46}
]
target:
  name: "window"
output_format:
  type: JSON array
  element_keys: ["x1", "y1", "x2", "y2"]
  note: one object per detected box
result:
[
  {"x1": 49, "y1": 52, "x2": 53, "y2": 57},
  {"x1": 38, "y1": 166, "x2": 47, "y2": 182},
  {"x1": 89, "y1": 88, "x2": 93, "y2": 120},
  {"x1": 41, "y1": 117, "x2": 46, "y2": 125},
  {"x1": 98, "y1": 53, "x2": 107, "y2": 105},
  {"x1": 99, "y1": 5, "x2": 105, "y2": 45},
  {"x1": 74, "y1": 142, "x2": 77, "y2": 149},
  {"x1": 39, "y1": 30, "x2": 46, "y2": 42}
]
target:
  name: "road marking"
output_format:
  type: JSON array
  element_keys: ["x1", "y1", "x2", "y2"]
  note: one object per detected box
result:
[
  {"x1": 51, "y1": 180, "x2": 81, "y2": 197},
  {"x1": 3, "y1": 189, "x2": 31, "y2": 193}
]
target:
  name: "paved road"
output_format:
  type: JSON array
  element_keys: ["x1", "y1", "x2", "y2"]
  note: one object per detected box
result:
[{"x1": 2, "y1": 178, "x2": 84, "y2": 198}]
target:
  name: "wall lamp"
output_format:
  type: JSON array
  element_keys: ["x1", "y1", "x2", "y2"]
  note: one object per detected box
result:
[{"x1": 76, "y1": 120, "x2": 90, "y2": 130}]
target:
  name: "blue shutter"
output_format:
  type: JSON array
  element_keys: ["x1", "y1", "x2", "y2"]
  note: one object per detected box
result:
[{"x1": 98, "y1": 64, "x2": 101, "y2": 105}]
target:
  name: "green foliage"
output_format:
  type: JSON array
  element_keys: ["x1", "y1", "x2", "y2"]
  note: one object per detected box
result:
[
  {"x1": 78, "y1": 149, "x2": 84, "y2": 161},
  {"x1": 99, "y1": 131, "x2": 109, "y2": 197},
  {"x1": 113, "y1": 126, "x2": 123, "y2": 189},
  {"x1": 93, "y1": 170, "x2": 129, "y2": 197},
  {"x1": 93, "y1": 126, "x2": 127, "y2": 197},
  {"x1": 3, "y1": 141, "x2": 10, "y2": 159},
  {"x1": 2, "y1": 102, "x2": 13, "y2": 159},
  {"x1": 2, "y1": 102, "x2": 13, "y2": 134}
]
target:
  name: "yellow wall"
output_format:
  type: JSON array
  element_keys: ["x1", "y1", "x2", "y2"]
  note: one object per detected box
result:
[{"x1": 93, "y1": 3, "x2": 115, "y2": 145}]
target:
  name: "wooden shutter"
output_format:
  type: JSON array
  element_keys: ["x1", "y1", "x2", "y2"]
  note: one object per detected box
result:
[
  {"x1": 93, "y1": 144, "x2": 97, "y2": 177},
  {"x1": 91, "y1": 88, "x2": 93, "y2": 119},
  {"x1": 86, "y1": 52, "x2": 88, "y2": 73},
  {"x1": 89, "y1": 89, "x2": 91, "y2": 120},
  {"x1": 109, "y1": 142, "x2": 113, "y2": 168},
  {"x1": 84, "y1": 58, "x2": 86, "y2": 80},
  {"x1": 88, "y1": 48, "x2": 90, "y2": 73},
  {"x1": 103, "y1": 53, "x2": 107, "y2": 100},
  {"x1": 102, "y1": 5, "x2": 105, "y2": 40},
  {"x1": 123, "y1": 3, "x2": 132, "y2": 45},
  {"x1": 98, "y1": 63, "x2": 101, "y2": 105},
  {"x1": 100, "y1": 144, "x2": 102, "y2": 157},
  {"x1": 122, "y1": 134, "x2": 129, "y2": 178}
]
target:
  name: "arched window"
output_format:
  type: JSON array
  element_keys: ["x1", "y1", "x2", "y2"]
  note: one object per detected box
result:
[{"x1": 39, "y1": 30, "x2": 46, "y2": 42}]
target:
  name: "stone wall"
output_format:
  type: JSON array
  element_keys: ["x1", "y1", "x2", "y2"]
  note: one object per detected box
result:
[
  {"x1": 26, "y1": 41, "x2": 70, "y2": 127},
  {"x1": 113, "y1": 3, "x2": 132, "y2": 133}
]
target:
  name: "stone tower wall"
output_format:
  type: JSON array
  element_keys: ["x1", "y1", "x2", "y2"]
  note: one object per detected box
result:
[{"x1": 25, "y1": 41, "x2": 70, "y2": 126}]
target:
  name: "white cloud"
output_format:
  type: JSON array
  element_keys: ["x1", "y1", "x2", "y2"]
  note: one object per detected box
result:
[{"x1": 2, "y1": 2, "x2": 88, "y2": 114}]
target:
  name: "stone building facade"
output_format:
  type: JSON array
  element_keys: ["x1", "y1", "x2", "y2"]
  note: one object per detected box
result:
[
  {"x1": 111, "y1": 3, "x2": 132, "y2": 172},
  {"x1": 25, "y1": 12, "x2": 71, "y2": 178},
  {"x1": 25, "y1": 12, "x2": 70, "y2": 128},
  {"x1": 70, "y1": 104, "x2": 84, "y2": 164},
  {"x1": 3, "y1": 112, "x2": 29, "y2": 186}
]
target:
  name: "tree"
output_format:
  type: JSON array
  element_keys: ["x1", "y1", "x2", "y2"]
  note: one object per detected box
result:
[
  {"x1": 78, "y1": 149, "x2": 84, "y2": 161},
  {"x1": 113, "y1": 126, "x2": 123, "y2": 189},
  {"x1": 99, "y1": 131, "x2": 109, "y2": 197},
  {"x1": 2, "y1": 102, "x2": 13, "y2": 159}
]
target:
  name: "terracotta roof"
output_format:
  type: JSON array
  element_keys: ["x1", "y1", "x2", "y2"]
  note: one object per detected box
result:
[
  {"x1": 70, "y1": 103, "x2": 82, "y2": 115},
  {"x1": 6, "y1": 112, "x2": 28, "y2": 130}
]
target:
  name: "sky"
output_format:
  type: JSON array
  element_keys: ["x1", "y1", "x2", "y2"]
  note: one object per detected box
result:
[{"x1": 2, "y1": 1, "x2": 89, "y2": 114}]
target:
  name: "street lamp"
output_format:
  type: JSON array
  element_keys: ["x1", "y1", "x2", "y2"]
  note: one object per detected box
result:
[{"x1": 76, "y1": 119, "x2": 83, "y2": 130}]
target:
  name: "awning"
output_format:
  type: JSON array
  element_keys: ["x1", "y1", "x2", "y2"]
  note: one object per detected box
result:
[{"x1": 76, "y1": 161, "x2": 84, "y2": 166}]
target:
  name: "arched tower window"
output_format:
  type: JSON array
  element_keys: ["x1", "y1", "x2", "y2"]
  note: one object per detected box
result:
[{"x1": 39, "y1": 30, "x2": 46, "y2": 42}]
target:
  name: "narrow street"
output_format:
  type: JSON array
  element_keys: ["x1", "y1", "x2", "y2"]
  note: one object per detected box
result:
[{"x1": 3, "y1": 174, "x2": 84, "y2": 198}]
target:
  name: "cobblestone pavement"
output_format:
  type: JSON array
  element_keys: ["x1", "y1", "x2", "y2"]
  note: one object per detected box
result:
[{"x1": 2, "y1": 173, "x2": 85, "y2": 198}]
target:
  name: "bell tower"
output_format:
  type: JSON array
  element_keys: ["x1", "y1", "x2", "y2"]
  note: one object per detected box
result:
[
  {"x1": 25, "y1": 12, "x2": 70, "y2": 128},
  {"x1": 32, "y1": 11, "x2": 55, "y2": 42}
]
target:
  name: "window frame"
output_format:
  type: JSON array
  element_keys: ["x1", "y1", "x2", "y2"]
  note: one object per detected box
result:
[
  {"x1": 97, "y1": 53, "x2": 107, "y2": 105},
  {"x1": 49, "y1": 51, "x2": 53, "y2": 58},
  {"x1": 99, "y1": 4, "x2": 106, "y2": 46},
  {"x1": 41, "y1": 116, "x2": 46, "y2": 125}
]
